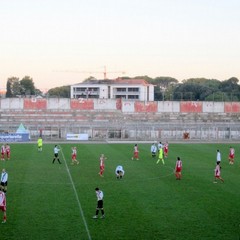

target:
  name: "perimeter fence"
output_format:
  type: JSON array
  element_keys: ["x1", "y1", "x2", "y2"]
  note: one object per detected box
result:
[{"x1": 1, "y1": 123, "x2": 239, "y2": 142}]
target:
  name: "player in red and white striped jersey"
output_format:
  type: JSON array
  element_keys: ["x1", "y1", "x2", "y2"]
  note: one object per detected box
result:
[
  {"x1": 175, "y1": 157, "x2": 182, "y2": 180},
  {"x1": 131, "y1": 144, "x2": 139, "y2": 160},
  {"x1": 163, "y1": 141, "x2": 169, "y2": 158},
  {"x1": 71, "y1": 147, "x2": 79, "y2": 165},
  {"x1": 214, "y1": 162, "x2": 224, "y2": 183},
  {"x1": 1, "y1": 144, "x2": 5, "y2": 161},
  {"x1": 99, "y1": 154, "x2": 106, "y2": 177},
  {"x1": 5, "y1": 144, "x2": 10, "y2": 161},
  {"x1": 0, "y1": 188, "x2": 7, "y2": 223},
  {"x1": 228, "y1": 146, "x2": 235, "y2": 165}
]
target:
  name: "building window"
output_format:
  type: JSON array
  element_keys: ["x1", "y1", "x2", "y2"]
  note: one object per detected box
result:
[
  {"x1": 115, "y1": 95, "x2": 126, "y2": 99},
  {"x1": 108, "y1": 86, "x2": 111, "y2": 98},
  {"x1": 128, "y1": 88, "x2": 139, "y2": 92},
  {"x1": 116, "y1": 88, "x2": 127, "y2": 92},
  {"x1": 128, "y1": 95, "x2": 139, "y2": 99}
]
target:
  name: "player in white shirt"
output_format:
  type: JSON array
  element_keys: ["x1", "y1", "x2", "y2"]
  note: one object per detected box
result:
[
  {"x1": 115, "y1": 165, "x2": 125, "y2": 179},
  {"x1": 158, "y1": 142, "x2": 163, "y2": 151},
  {"x1": 216, "y1": 150, "x2": 221, "y2": 164},
  {"x1": 151, "y1": 143, "x2": 157, "y2": 158},
  {"x1": 0, "y1": 169, "x2": 8, "y2": 193},
  {"x1": 52, "y1": 145, "x2": 61, "y2": 164},
  {"x1": 93, "y1": 188, "x2": 105, "y2": 219}
]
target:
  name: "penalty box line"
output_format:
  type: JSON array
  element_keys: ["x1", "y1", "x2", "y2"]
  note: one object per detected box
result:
[{"x1": 59, "y1": 146, "x2": 92, "y2": 240}]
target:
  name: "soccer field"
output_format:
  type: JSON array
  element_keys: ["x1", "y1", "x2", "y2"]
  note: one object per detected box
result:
[{"x1": 0, "y1": 142, "x2": 240, "y2": 240}]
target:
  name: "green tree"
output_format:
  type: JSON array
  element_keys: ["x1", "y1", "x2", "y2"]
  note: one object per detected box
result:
[
  {"x1": 20, "y1": 76, "x2": 36, "y2": 96},
  {"x1": 150, "y1": 77, "x2": 178, "y2": 101},
  {"x1": 134, "y1": 75, "x2": 153, "y2": 82},
  {"x1": 6, "y1": 75, "x2": 42, "y2": 97},
  {"x1": 219, "y1": 77, "x2": 240, "y2": 100},
  {"x1": 47, "y1": 86, "x2": 70, "y2": 98},
  {"x1": 35, "y1": 89, "x2": 43, "y2": 96},
  {"x1": 82, "y1": 76, "x2": 97, "y2": 82},
  {"x1": 6, "y1": 77, "x2": 21, "y2": 97},
  {"x1": 220, "y1": 78, "x2": 237, "y2": 92},
  {"x1": 172, "y1": 78, "x2": 224, "y2": 101}
]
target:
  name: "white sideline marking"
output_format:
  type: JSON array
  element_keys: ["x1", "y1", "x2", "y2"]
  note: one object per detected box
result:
[{"x1": 60, "y1": 147, "x2": 92, "y2": 240}]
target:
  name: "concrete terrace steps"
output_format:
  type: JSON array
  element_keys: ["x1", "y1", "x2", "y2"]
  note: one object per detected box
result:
[
  {"x1": 1, "y1": 110, "x2": 240, "y2": 128},
  {"x1": 0, "y1": 110, "x2": 125, "y2": 125}
]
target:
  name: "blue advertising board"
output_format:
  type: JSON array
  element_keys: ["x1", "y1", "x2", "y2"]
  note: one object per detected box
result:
[{"x1": 0, "y1": 133, "x2": 30, "y2": 142}]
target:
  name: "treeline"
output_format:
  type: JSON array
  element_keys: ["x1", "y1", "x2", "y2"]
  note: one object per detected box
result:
[
  {"x1": 141, "y1": 76, "x2": 240, "y2": 101},
  {"x1": 5, "y1": 75, "x2": 240, "y2": 101}
]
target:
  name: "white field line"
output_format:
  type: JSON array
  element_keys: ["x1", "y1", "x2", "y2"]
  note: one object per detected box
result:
[{"x1": 60, "y1": 146, "x2": 92, "y2": 240}]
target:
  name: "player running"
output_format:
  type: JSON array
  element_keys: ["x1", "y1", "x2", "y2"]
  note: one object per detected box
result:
[{"x1": 214, "y1": 162, "x2": 224, "y2": 183}]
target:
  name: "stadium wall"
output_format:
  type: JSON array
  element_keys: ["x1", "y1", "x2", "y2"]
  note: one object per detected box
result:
[
  {"x1": 1, "y1": 98, "x2": 239, "y2": 113},
  {"x1": 1, "y1": 98, "x2": 240, "y2": 141}
]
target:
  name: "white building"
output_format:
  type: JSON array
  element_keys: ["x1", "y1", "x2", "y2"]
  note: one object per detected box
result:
[{"x1": 70, "y1": 78, "x2": 155, "y2": 101}]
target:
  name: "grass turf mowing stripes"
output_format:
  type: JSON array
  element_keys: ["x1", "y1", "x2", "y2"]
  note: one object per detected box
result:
[{"x1": 0, "y1": 143, "x2": 239, "y2": 240}]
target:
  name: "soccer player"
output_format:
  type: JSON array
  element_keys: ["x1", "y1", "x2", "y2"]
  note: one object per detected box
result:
[
  {"x1": 228, "y1": 146, "x2": 235, "y2": 165},
  {"x1": 52, "y1": 145, "x2": 61, "y2": 164},
  {"x1": 132, "y1": 144, "x2": 139, "y2": 160},
  {"x1": 163, "y1": 141, "x2": 169, "y2": 158},
  {"x1": 37, "y1": 137, "x2": 43, "y2": 152},
  {"x1": 0, "y1": 188, "x2": 7, "y2": 223},
  {"x1": 115, "y1": 165, "x2": 125, "y2": 179},
  {"x1": 71, "y1": 147, "x2": 79, "y2": 165},
  {"x1": 0, "y1": 169, "x2": 8, "y2": 193},
  {"x1": 1, "y1": 144, "x2": 5, "y2": 161},
  {"x1": 99, "y1": 154, "x2": 106, "y2": 177},
  {"x1": 156, "y1": 146, "x2": 165, "y2": 164},
  {"x1": 175, "y1": 157, "x2": 182, "y2": 180},
  {"x1": 151, "y1": 143, "x2": 157, "y2": 158},
  {"x1": 93, "y1": 187, "x2": 105, "y2": 219},
  {"x1": 214, "y1": 162, "x2": 224, "y2": 183},
  {"x1": 5, "y1": 144, "x2": 10, "y2": 160},
  {"x1": 216, "y1": 149, "x2": 221, "y2": 165}
]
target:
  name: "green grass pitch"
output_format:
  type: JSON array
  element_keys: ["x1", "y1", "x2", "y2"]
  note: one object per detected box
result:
[{"x1": 0, "y1": 142, "x2": 240, "y2": 240}]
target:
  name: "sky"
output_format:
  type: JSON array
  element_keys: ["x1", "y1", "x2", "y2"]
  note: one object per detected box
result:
[{"x1": 1, "y1": 0, "x2": 240, "y2": 92}]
